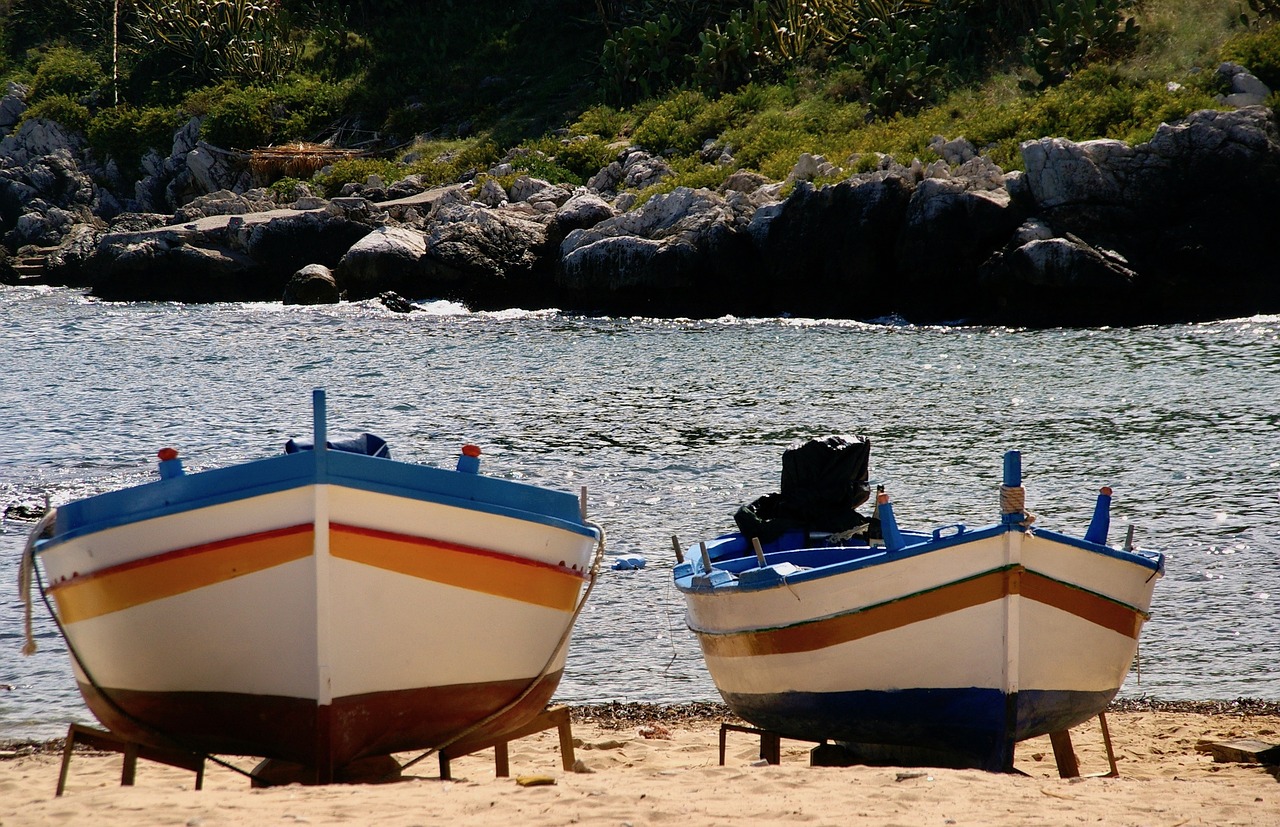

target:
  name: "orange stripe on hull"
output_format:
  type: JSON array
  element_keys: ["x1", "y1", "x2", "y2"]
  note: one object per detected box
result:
[
  {"x1": 330, "y1": 523, "x2": 586, "y2": 611},
  {"x1": 49, "y1": 525, "x2": 314, "y2": 624},
  {"x1": 699, "y1": 567, "x2": 1146, "y2": 658}
]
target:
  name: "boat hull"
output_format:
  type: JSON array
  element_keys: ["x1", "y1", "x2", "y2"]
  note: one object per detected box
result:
[
  {"x1": 37, "y1": 437, "x2": 600, "y2": 779},
  {"x1": 677, "y1": 524, "x2": 1162, "y2": 771}
]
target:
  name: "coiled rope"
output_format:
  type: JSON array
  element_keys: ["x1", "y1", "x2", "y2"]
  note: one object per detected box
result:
[{"x1": 999, "y1": 485, "x2": 1037, "y2": 527}]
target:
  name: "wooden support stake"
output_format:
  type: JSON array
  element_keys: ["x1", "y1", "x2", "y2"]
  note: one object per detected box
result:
[
  {"x1": 56, "y1": 724, "x2": 204, "y2": 796},
  {"x1": 699, "y1": 541, "x2": 711, "y2": 573},
  {"x1": 439, "y1": 706, "x2": 576, "y2": 781},
  {"x1": 751, "y1": 536, "x2": 767, "y2": 567},
  {"x1": 671, "y1": 535, "x2": 684, "y2": 564}
]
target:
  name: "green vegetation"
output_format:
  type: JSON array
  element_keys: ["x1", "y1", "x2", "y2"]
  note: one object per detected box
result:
[{"x1": 0, "y1": 1, "x2": 1276, "y2": 199}]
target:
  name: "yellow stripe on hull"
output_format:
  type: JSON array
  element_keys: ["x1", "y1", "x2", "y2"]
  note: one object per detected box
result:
[
  {"x1": 330, "y1": 523, "x2": 586, "y2": 611},
  {"x1": 50, "y1": 521, "x2": 587, "y2": 625},
  {"x1": 49, "y1": 525, "x2": 314, "y2": 624},
  {"x1": 697, "y1": 566, "x2": 1147, "y2": 659}
]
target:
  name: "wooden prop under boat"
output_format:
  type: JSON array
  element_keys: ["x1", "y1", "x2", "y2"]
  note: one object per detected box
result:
[
  {"x1": 21, "y1": 389, "x2": 604, "y2": 783},
  {"x1": 673, "y1": 450, "x2": 1163, "y2": 771}
]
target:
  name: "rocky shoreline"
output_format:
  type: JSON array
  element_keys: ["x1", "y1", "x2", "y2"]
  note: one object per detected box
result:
[{"x1": 2, "y1": 77, "x2": 1279, "y2": 326}]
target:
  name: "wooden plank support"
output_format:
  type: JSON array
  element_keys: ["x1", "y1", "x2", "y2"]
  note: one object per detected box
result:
[
  {"x1": 719, "y1": 723, "x2": 782, "y2": 766},
  {"x1": 56, "y1": 723, "x2": 205, "y2": 796},
  {"x1": 1046, "y1": 712, "x2": 1118, "y2": 779},
  {"x1": 438, "y1": 705, "x2": 576, "y2": 781},
  {"x1": 1195, "y1": 738, "x2": 1280, "y2": 765}
]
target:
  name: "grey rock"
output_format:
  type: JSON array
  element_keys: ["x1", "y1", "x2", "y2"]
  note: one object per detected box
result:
[
  {"x1": 336, "y1": 226, "x2": 428, "y2": 298},
  {"x1": 283, "y1": 263, "x2": 340, "y2": 305}
]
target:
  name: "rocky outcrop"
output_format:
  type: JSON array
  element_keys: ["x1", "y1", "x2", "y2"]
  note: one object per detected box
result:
[
  {"x1": 984, "y1": 105, "x2": 1280, "y2": 324},
  {"x1": 2, "y1": 88, "x2": 1278, "y2": 325}
]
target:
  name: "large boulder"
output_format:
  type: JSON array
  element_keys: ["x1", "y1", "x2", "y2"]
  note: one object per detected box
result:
[
  {"x1": 335, "y1": 226, "x2": 429, "y2": 299},
  {"x1": 893, "y1": 171, "x2": 1025, "y2": 321},
  {"x1": 283, "y1": 263, "x2": 340, "y2": 305},
  {"x1": 88, "y1": 231, "x2": 261, "y2": 302},
  {"x1": 1017, "y1": 106, "x2": 1280, "y2": 321},
  {"x1": 417, "y1": 202, "x2": 554, "y2": 307},
  {"x1": 557, "y1": 186, "x2": 755, "y2": 314},
  {"x1": 745, "y1": 174, "x2": 912, "y2": 318}
]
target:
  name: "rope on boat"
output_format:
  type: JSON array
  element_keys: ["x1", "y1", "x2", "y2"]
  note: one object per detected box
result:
[
  {"x1": 391, "y1": 517, "x2": 608, "y2": 779},
  {"x1": 19, "y1": 505, "x2": 57, "y2": 656},
  {"x1": 999, "y1": 484, "x2": 1036, "y2": 527}
]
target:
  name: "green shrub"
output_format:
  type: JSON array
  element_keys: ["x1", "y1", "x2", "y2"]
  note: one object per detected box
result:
[
  {"x1": 570, "y1": 105, "x2": 628, "y2": 140},
  {"x1": 29, "y1": 46, "x2": 106, "y2": 104},
  {"x1": 1021, "y1": 0, "x2": 1141, "y2": 88},
  {"x1": 313, "y1": 158, "x2": 404, "y2": 198},
  {"x1": 545, "y1": 136, "x2": 614, "y2": 184},
  {"x1": 1221, "y1": 22, "x2": 1280, "y2": 89},
  {"x1": 401, "y1": 139, "x2": 502, "y2": 187},
  {"x1": 600, "y1": 13, "x2": 686, "y2": 104},
  {"x1": 20, "y1": 94, "x2": 91, "y2": 133},
  {"x1": 88, "y1": 104, "x2": 185, "y2": 176},
  {"x1": 631, "y1": 89, "x2": 741, "y2": 155},
  {"x1": 201, "y1": 86, "x2": 274, "y2": 149}
]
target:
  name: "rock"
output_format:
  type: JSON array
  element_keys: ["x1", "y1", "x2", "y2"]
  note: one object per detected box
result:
[
  {"x1": 978, "y1": 234, "x2": 1138, "y2": 325},
  {"x1": 546, "y1": 192, "x2": 615, "y2": 245},
  {"x1": 419, "y1": 202, "x2": 552, "y2": 304},
  {"x1": 282, "y1": 263, "x2": 339, "y2": 305},
  {"x1": 89, "y1": 232, "x2": 260, "y2": 302},
  {"x1": 1015, "y1": 106, "x2": 1280, "y2": 321},
  {"x1": 474, "y1": 177, "x2": 507, "y2": 208},
  {"x1": 0, "y1": 83, "x2": 27, "y2": 134},
  {"x1": 786, "y1": 153, "x2": 839, "y2": 184},
  {"x1": 243, "y1": 206, "x2": 373, "y2": 281},
  {"x1": 1217, "y1": 62, "x2": 1272, "y2": 107},
  {"x1": 586, "y1": 160, "x2": 623, "y2": 193},
  {"x1": 335, "y1": 226, "x2": 428, "y2": 298},
  {"x1": 173, "y1": 188, "x2": 274, "y2": 223},
  {"x1": 928, "y1": 135, "x2": 978, "y2": 166},
  {"x1": 0, "y1": 118, "x2": 81, "y2": 167},
  {"x1": 745, "y1": 175, "x2": 912, "y2": 318},
  {"x1": 378, "y1": 291, "x2": 417, "y2": 313},
  {"x1": 894, "y1": 174, "x2": 1024, "y2": 320},
  {"x1": 558, "y1": 186, "x2": 756, "y2": 313},
  {"x1": 720, "y1": 170, "x2": 770, "y2": 194}
]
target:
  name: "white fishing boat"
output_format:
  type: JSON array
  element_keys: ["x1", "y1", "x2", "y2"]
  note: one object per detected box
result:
[
  {"x1": 674, "y1": 445, "x2": 1162, "y2": 771},
  {"x1": 22, "y1": 389, "x2": 603, "y2": 783}
]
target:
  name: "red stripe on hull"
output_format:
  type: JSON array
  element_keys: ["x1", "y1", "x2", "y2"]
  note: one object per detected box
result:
[{"x1": 77, "y1": 671, "x2": 563, "y2": 775}]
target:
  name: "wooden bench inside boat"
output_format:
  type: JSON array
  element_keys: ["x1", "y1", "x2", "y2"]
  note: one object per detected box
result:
[
  {"x1": 56, "y1": 723, "x2": 205, "y2": 796},
  {"x1": 438, "y1": 705, "x2": 575, "y2": 780}
]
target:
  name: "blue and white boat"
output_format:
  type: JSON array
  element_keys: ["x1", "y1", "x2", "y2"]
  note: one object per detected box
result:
[
  {"x1": 22, "y1": 389, "x2": 603, "y2": 783},
  {"x1": 674, "y1": 449, "x2": 1163, "y2": 771}
]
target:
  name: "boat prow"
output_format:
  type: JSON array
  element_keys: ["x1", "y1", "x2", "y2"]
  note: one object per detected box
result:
[{"x1": 25, "y1": 389, "x2": 604, "y2": 783}]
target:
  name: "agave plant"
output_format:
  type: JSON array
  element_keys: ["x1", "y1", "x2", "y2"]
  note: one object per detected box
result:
[{"x1": 128, "y1": 0, "x2": 297, "y2": 84}]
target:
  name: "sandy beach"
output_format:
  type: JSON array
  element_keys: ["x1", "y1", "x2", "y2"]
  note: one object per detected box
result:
[{"x1": 1, "y1": 701, "x2": 1276, "y2": 826}]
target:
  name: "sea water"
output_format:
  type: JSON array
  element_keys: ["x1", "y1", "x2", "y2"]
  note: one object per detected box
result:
[{"x1": 1, "y1": 287, "x2": 1277, "y2": 740}]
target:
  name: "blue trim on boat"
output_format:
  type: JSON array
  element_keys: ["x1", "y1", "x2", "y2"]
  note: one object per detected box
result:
[
  {"x1": 721, "y1": 686, "x2": 1117, "y2": 771},
  {"x1": 676, "y1": 521, "x2": 1163, "y2": 595},
  {"x1": 46, "y1": 447, "x2": 595, "y2": 550}
]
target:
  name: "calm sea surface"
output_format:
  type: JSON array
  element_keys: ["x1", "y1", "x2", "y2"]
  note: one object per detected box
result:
[{"x1": 1, "y1": 287, "x2": 1277, "y2": 741}]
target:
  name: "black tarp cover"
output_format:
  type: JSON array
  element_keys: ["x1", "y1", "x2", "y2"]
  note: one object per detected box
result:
[
  {"x1": 735, "y1": 435, "x2": 871, "y2": 541},
  {"x1": 284, "y1": 432, "x2": 390, "y2": 458}
]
